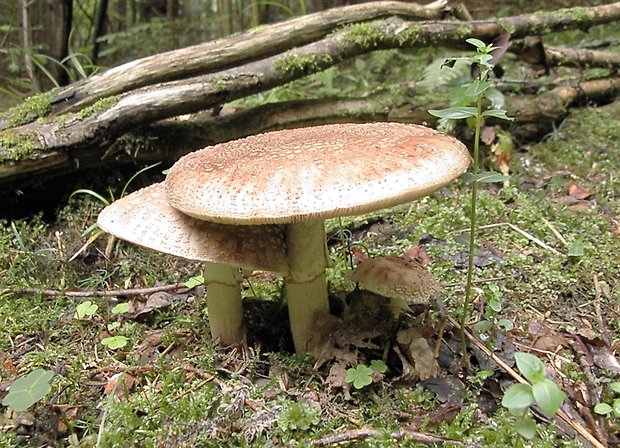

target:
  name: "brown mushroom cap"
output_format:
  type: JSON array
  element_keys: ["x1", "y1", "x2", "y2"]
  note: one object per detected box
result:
[
  {"x1": 165, "y1": 122, "x2": 470, "y2": 224},
  {"x1": 97, "y1": 183, "x2": 289, "y2": 274},
  {"x1": 350, "y1": 255, "x2": 440, "y2": 305}
]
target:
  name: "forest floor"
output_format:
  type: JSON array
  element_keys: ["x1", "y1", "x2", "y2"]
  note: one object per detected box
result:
[
  {"x1": 2, "y1": 1, "x2": 620, "y2": 444},
  {"x1": 0, "y1": 97, "x2": 619, "y2": 447}
]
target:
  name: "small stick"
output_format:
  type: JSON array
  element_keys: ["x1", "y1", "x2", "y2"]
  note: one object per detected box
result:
[
  {"x1": 311, "y1": 427, "x2": 468, "y2": 446},
  {"x1": 3, "y1": 283, "x2": 188, "y2": 298},
  {"x1": 456, "y1": 222, "x2": 561, "y2": 255}
]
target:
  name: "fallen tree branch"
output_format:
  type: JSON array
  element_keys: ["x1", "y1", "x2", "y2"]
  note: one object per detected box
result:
[
  {"x1": 2, "y1": 282, "x2": 188, "y2": 298},
  {"x1": 2, "y1": 76, "x2": 618, "y2": 185},
  {"x1": 311, "y1": 426, "x2": 471, "y2": 446},
  {"x1": 45, "y1": 0, "x2": 450, "y2": 114}
]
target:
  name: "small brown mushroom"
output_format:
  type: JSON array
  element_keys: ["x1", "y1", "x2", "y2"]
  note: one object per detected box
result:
[
  {"x1": 165, "y1": 122, "x2": 470, "y2": 352},
  {"x1": 97, "y1": 183, "x2": 288, "y2": 346},
  {"x1": 350, "y1": 255, "x2": 440, "y2": 316}
]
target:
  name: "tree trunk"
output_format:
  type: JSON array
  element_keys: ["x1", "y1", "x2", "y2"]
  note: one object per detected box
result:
[
  {"x1": 20, "y1": 0, "x2": 41, "y2": 92},
  {"x1": 54, "y1": 0, "x2": 73, "y2": 87},
  {"x1": 92, "y1": 0, "x2": 109, "y2": 65}
]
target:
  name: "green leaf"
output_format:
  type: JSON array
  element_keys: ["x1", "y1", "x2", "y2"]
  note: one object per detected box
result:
[
  {"x1": 101, "y1": 335, "x2": 128, "y2": 350},
  {"x1": 488, "y1": 297, "x2": 502, "y2": 313},
  {"x1": 515, "y1": 352, "x2": 546, "y2": 383},
  {"x1": 464, "y1": 80, "x2": 492, "y2": 97},
  {"x1": 472, "y1": 320, "x2": 494, "y2": 333},
  {"x1": 466, "y1": 38, "x2": 487, "y2": 50},
  {"x1": 609, "y1": 382, "x2": 620, "y2": 394},
  {"x1": 461, "y1": 171, "x2": 509, "y2": 184},
  {"x1": 515, "y1": 415, "x2": 537, "y2": 440},
  {"x1": 185, "y1": 275, "x2": 205, "y2": 288},
  {"x1": 428, "y1": 107, "x2": 477, "y2": 120},
  {"x1": 75, "y1": 301, "x2": 98, "y2": 319},
  {"x1": 498, "y1": 319, "x2": 514, "y2": 331},
  {"x1": 107, "y1": 322, "x2": 121, "y2": 331},
  {"x1": 502, "y1": 383, "x2": 535, "y2": 410},
  {"x1": 567, "y1": 239, "x2": 584, "y2": 258},
  {"x1": 612, "y1": 398, "x2": 620, "y2": 415},
  {"x1": 484, "y1": 88, "x2": 505, "y2": 109},
  {"x1": 532, "y1": 379, "x2": 566, "y2": 416},
  {"x1": 370, "y1": 360, "x2": 388, "y2": 373},
  {"x1": 111, "y1": 303, "x2": 130, "y2": 314},
  {"x1": 482, "y1": 109, "x2": 513, "y2": 120},
  {"x1": 594, "y1": 403, "x2": 613, "y2": 415},
  {"x1": 344, "y1": 365, "x2": 374, "y2": 389},
  {"x1": 2, "y1": 369, "x2": 54, "y2": 411}
]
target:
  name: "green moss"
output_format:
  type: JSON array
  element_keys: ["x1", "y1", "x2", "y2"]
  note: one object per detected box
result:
[
  {"x1": 5, "y1": 92, "x2": 52, "y2": 128},
  {"x1": 274, "y1": 52, "x2": 333, "y2": 76},
  {"x1": 455, "y1": 25, "x2": 472, "y2": 40},
  {"x1": 570, "y1": 6, "x2": 589, "y2": 23},
  {"x1": 340, "y1": 21, "x2": 385, "y2": 48},
  {"x1": 498, "y1": 18, "x2": 516, "y2": 34},
  {"x1": 0, "y1": 129, "x2": 39, "y2": 160},
  {"x1": 395, "y1": 24, "x2": 421, "y2": 46},
  {"x1": 76, "y1": 95, "x2": 120, "y2": 120}
]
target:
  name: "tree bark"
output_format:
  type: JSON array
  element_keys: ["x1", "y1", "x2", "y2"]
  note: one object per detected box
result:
[
  {"x1": 20, "y1": 0, "x2": 40, "y2": 92},
  {"x1": 92, "y1": 0, "x2": 109, "y2": 65},
  {"x1": 54, "y1": 0, "x2": 73, "y2": 87}
]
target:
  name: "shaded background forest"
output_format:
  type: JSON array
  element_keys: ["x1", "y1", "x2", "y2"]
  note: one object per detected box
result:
[{"x1": 0, "y1": 0, "x2": 597, "y2": 109}]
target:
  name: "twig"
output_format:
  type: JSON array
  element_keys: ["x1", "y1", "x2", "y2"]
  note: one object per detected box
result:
[
  {"x1": 446, "y1": 316, "x2": 606, "y2": 448},
  {"x1": 3, "y1": 283, "x2": 188, "y2": 298},
  {"x1": 481, "y1": 222, "x2": 562, "y2": 255},
  {"x1": 311, "y1": 427, "x2": 470, "y2": 446}
]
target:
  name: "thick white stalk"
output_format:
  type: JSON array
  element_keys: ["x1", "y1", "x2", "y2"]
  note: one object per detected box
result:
[
  {"x1": 203, "y1": 261, "x2": 245, "y2": 346},
  {"x1": 285, "y1": 220, "x2": 330, "y2": 352}
]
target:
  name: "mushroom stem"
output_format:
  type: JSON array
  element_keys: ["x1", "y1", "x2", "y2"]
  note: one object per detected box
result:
[
  {"x1": 285, "y1": 219, "x2": 331, "y2": 352},
  {"x1": 203, "y1": 261, "x2": 245, "y2": 346}
]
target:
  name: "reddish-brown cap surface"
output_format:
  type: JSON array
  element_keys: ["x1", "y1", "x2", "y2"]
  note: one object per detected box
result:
[
  {"x1": 165, "y1": 122, "x2": 470, "y2": 224},
  {"x1": 350, "y1": 255, "x2": 440, "y2": 305},
  {"x1": 97, "y1": 183, "x2": 289, "y2": 273}
]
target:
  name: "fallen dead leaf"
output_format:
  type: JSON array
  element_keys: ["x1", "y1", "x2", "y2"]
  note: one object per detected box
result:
[{"x1": 568, "y1": 182, "x2": 594, "y2": 200}]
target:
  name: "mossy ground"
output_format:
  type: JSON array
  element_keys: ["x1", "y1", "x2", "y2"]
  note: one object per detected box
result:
[
  {"x1": 1, "y1": 99, "x2": 618, "y2": 447},
  {"x1": 2, "y1": 8, "x2": 620, "y2": 447}
]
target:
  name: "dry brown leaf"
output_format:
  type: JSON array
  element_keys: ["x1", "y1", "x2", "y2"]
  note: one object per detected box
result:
[
  {"x1": 104, "y1": 372, "x2": 138, "y2": 399},
  {"x1": 568, "y1": 182, "x2": 594, "y2": 200}
]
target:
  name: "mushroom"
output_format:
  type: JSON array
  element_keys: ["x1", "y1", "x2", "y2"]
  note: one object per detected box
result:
[
  {"x1": 164, "y1": 122, "x2": 470, "y2": 352},
  {"x1": 97, "y1": 182, "x2": 288, "y2": 346},
  {"x1": 349, "y1": 255, "x2": 440, "y2": 316}
]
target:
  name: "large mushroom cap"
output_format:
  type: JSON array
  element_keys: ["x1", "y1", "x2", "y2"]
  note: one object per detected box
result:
[
  {"x1": 165, "y1": 122, "x2": 470, "y2": 224},
  {"x1": 97, "y1": 183, "x2": 289, "y2": 274}
]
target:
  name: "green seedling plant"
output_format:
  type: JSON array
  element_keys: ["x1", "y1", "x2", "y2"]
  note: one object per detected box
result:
[
  {"x1": 594, "y1": 382, "x2": 620, "y2": 417},
  {"x1": 428, "y1": 38, "x2": 511, "y2": 368},
  {"x1": 2, "y1": 369, "x2": 54, "y2": 412},
  {"x1": 74, "y1": 300, "x2": 99, "y2": 319},
  {"x1": 472, "y1": 283, "x2": 513, "y2": 335},
  {"x1": 344, "y1": 360, "x2": 388, "y2": 389},
  {"x1": 501, "y1": 352, "x2": 566, "y2": 439}
]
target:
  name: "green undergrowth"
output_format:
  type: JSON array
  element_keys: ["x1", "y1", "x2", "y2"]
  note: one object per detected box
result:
[{"x1": 1, "y1": 99, "x2": 619, "y2": 446}]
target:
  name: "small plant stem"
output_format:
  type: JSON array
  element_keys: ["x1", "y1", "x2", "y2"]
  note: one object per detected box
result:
[{"x1": 460, "y1": 94, "x2": 482, "y2": 373}]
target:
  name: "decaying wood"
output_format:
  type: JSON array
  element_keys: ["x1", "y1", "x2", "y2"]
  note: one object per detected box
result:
[
  {"x1": 1, "y1": 2, "x2": 620, "y2": 187},
  {"x1": 2, "y1": 76, "x2": 618, "y2": 186},
  {"x1": 46, "y1": 0, "x2": 450, "y2": 114}
]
